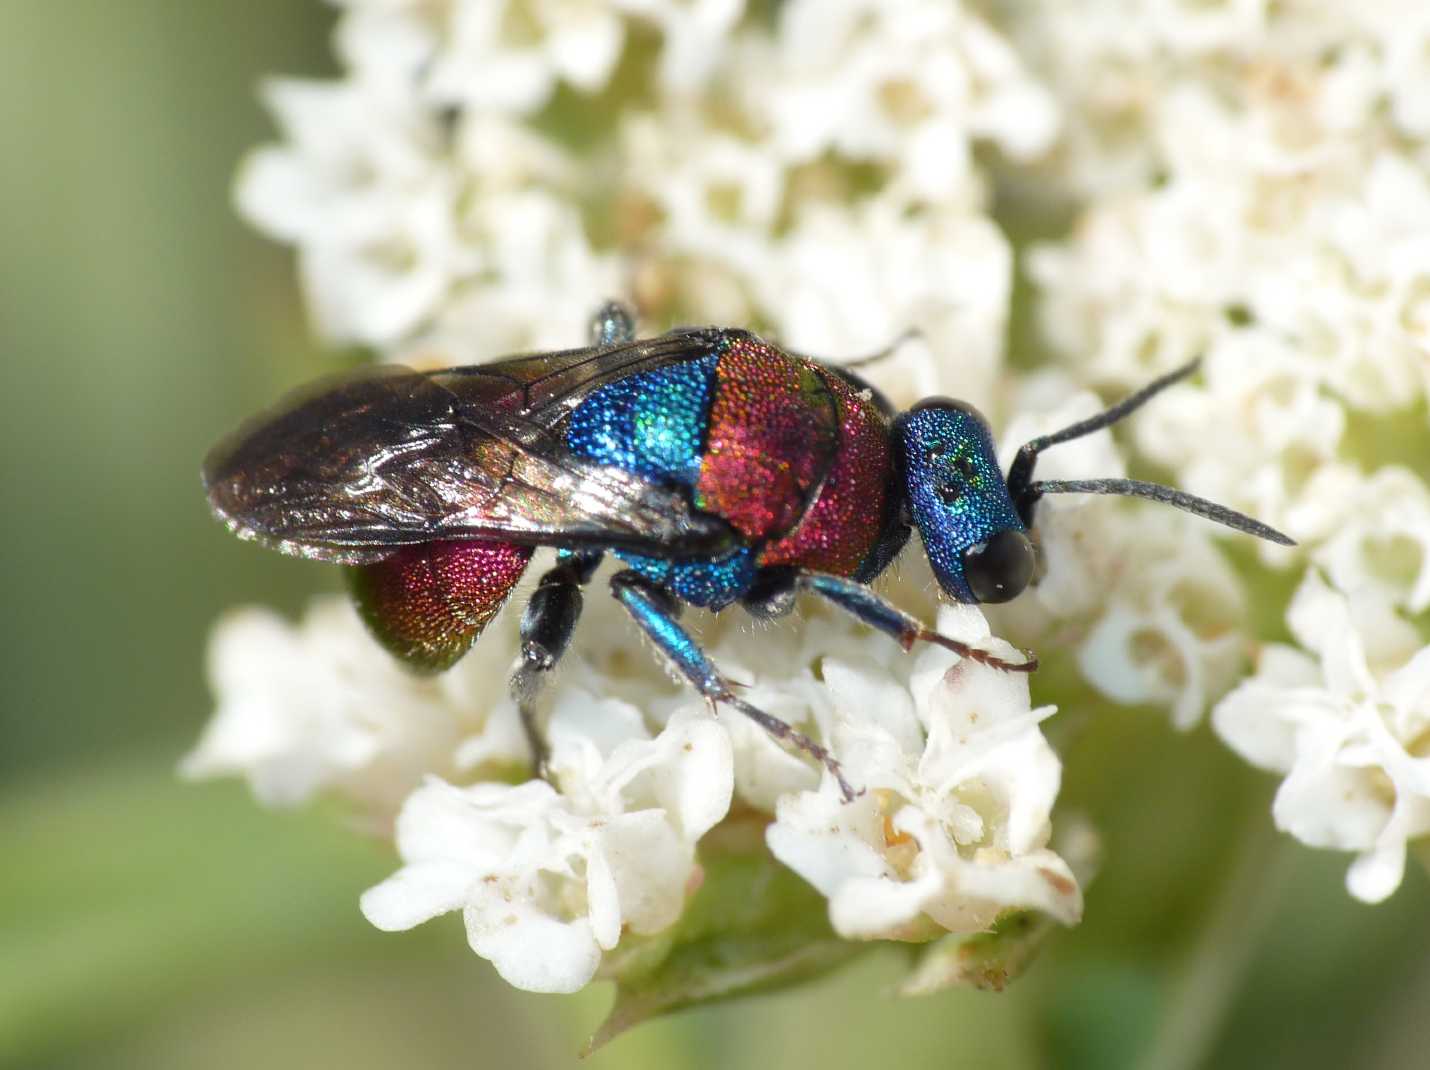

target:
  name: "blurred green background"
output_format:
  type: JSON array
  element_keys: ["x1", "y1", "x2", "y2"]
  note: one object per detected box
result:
[{"x1": 3, "y1": 3, "x2": 1427, "y2": 1068}]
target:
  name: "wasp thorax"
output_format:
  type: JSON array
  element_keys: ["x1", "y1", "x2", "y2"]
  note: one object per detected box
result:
[{"x1": 894, "y1": 400, "x2": 1031, "y2": 605}]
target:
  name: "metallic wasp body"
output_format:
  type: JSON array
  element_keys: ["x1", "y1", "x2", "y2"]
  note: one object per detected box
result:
[{"x1": 205, "y1": 303, "x2": 1291, "y2": 797}]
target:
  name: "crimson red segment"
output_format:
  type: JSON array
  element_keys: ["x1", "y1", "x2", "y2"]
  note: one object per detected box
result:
[
  {"x1": 346, "y1": 540, "x2": 533, "y2": 672},
  {"x1": 696, "y1": 338, "x2": 838, "y2": 541},
  {"x1": 760, "y1": 365, "x2": 892, "y2": 576}
]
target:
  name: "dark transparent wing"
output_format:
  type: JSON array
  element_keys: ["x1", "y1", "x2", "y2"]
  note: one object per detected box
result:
[
  {"x1": 203, "y1": 331, "x2": 739, "y2": 564},
  {"x1": 438, "y1": 328, "x2": 725, "y2": 428}
]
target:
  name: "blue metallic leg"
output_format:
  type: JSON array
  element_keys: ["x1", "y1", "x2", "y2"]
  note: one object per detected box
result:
[
  {"x1": 775, "y1": 569, "x2": 1038, "y2": 672},
  {"x1": 589, "y1": 300, "x2": 637, "y2": 346},
  {"x1": 510, "y1": 551, "x2": 604, "y2": 777},
  {"x1": 610, "y1": 570, "x2": 857, "y2": 801}
]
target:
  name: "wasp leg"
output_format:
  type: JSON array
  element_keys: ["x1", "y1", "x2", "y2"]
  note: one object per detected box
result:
[
  {"x1": 589, "y1": 300, "x2": 637, "y2": 346},
  {"x1": 763, "y1": 568, "x2": 1039, "y2": 673},
  {"x1": 610, "y1": 570, "x2": 857, "y2": 802},
  {"x1": 740, "y1": 567, "x2": 799, "y2": 620},
  {"x1": 510, "y1": 551, "x2": 604, "y2": 779}
]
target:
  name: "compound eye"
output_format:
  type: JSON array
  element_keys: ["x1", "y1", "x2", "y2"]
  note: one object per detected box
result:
[{"x1": 961, "y1": 529, "x2": 1036, "y2": 604}]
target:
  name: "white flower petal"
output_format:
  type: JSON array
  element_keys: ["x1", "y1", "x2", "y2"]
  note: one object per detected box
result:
[
  {"x1": 595, "y1": 812, "x2": 693, "y2": 935},
  {"x1": 1347, "y1": 834, "x2": 1408, "y2": 904},
  {"x1": 901, "y1": 809, "x2": 1082, "y2": 930},
  {"x1": 360, "y1": 861, "x2": 476, "y2": 931},
  {"x1": 464, "y1": 881, "x2": 602, "y2": 994},
  {"x1": 828, "y1": 867, "x2": 945, "y2": 940},
  {"x1": 620, "y1": 711, "x2": 735, "y2": 841},
  {"x1": 584, "y1": 838, "x2": 624, "y2": 951},
  {"x1": 766, "y1": 786, "x2": 890, "y2": 904}
]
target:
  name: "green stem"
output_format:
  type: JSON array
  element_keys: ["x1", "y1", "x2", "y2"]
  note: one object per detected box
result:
[{"x1": 1140, "y1": 816, "x2": 1291, "y2": 1070}]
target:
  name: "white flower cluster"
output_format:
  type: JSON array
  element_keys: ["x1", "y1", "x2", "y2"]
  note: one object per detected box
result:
[
  {"x1": 241, "y1": 0, "x2": 1060, "y2": 409},
  {"x1": 361, "y1": 706, "x2": 733, "y2": 992},
  {"x1": 195, "y1": 0, "x2": 1430, "y2": 999},
  {"x1": 1010, "y1": 1, "x2": 1430, "y2": 899},
  {"x1": 1020, "y1": 1, "x2": 1430, "y2": 544},
  {"x1": 359, "y1": 607, "x2": 1081, "y2": 993},
  {"x1": 184, "y1": 597, "x2": 508, "y2": 819},
  {"x1": 766, "y1": 606, "x2": 1081, "y2": 939},
  {"x1": 1215, "y1": 571, "x2": 1430, "y2": 903},
  {"x1": 195, "y1": 582, "x2": 1080, "y2": 990}
]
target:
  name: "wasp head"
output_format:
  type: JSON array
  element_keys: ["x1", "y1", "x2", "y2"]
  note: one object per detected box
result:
[
  {"x1": 892, "y1": 360, "x2": 1296, "y2": 608},
  {"x1": 893, "y1": 399, "x2": 1038, "y2": 605}
]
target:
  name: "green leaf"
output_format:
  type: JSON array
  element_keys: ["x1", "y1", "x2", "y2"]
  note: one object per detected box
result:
[
  {"x1": 1413, "y1": 837, "x2": 1430, "y2": 882},
  {"x1": 0, "y1": 754, "x2": 390, "y2": 1066},
  {"x1": 586, "y1": 810, "x2": 868, "y2": 1054}
]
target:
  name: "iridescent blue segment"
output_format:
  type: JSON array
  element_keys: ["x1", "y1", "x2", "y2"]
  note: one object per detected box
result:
[
  {"x1": 566, "y1": 353, "x2": 754, "y2": 608},
  {"x1": 803, "y1": 572, "x2": 914, "y2": 641},
  {"x1": 613, "y1": 577, "x2": 723, "y2": 695},
  {"x1": 616, "y1": 547, "x2": 757, "y2": 609},
  {"x1": 897, "y1": 405, "x2": 1024, "y2": 603},
  {"x1": 566, "y1": 354, "x2": 719, "y2": 487}
]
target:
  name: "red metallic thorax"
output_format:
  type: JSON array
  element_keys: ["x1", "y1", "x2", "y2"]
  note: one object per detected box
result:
[
  {"x1": 758, "y1": 366, "x2": 892, "y2": 576},
  {"x1": 696, "y1": 338, "x2": 892, "y2": 578}
]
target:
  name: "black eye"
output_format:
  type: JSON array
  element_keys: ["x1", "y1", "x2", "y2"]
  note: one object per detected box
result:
[
  {"x1": 956, "y1": 456, "x2": 978, "y2": 478},
  {"x1": 936, "y1": 482, "x2": 962, "y2": 504},
  {"x1": 961, "y1": 529, "x2": 1036, "y2": 604}
]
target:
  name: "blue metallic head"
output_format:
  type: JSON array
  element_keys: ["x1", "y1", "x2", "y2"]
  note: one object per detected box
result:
[{"x1": 894, "y1": 399, "x2": 1038, "y2": 604}]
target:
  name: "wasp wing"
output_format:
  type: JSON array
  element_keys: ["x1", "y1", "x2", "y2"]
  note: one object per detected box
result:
[{"x1": 203, "y1": 331, "x2": 739, "y2": 564}]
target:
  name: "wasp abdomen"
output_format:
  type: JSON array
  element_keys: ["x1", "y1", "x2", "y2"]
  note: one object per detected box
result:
[{"x1": 345, "y1": 540, "x2": 533, "y2": 672}]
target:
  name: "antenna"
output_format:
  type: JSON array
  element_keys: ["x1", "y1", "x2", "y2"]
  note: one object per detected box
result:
[
  {"x1": 1006, "y1": 359, "x2": 1295, "y2": 546},
  {"x1": 842, "y1": 328, "x2": 924, "y2": 368},
  {"x1": 1029, "y1": 478, "x2": 1294, "y2": 545}
]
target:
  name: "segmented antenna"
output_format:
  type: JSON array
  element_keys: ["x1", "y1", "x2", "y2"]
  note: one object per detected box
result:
[
  {"x1": 1006, "y1": 358, "x2": 1296, "y2": 546},
  {"x1": 1029, "y1": 478, "x2": 1294, "y2": 545}
]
